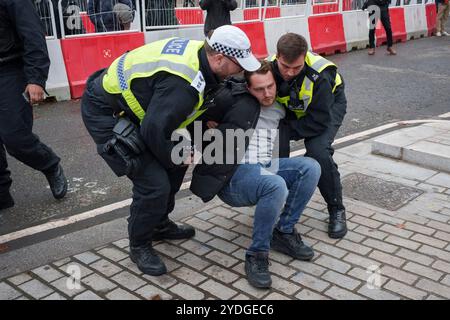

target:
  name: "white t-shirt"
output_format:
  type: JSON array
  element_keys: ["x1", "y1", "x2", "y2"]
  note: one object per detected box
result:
[{"x1": 242, "y1": 101, "x2": 286, "y2": 164}]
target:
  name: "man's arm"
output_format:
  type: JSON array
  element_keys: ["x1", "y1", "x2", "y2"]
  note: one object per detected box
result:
[
  {"x1": 140, "y1": 75, "x2": 199, "y2": 170},
  {"x1": 288, "y1": 68, "x2": 337, "y2": 140},
  {"x1": 6, "y1": 0, "x2": 50, "y2": 95}
]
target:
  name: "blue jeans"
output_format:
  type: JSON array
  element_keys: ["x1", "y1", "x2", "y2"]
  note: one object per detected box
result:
[{"x1": 219, "y1": 157, "x2": 321, "y2": 254}]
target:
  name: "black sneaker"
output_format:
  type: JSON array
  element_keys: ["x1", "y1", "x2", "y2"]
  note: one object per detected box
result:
[
  {"x1": 271, "y1": 228, "x2": 314, "y2": 260},
  {"x1": 0, "y1": 192, "x2": 14, "y2": 211},
  {"x1": 152, "y1": 219, "x2": 195, "y2": 241},
  {"x1": 44, "y1": 164, "x2": 68, "y2": 200},
  {"x1": 328, "y1": 209, "x2": 347, "y2": 239},
  {"x1": 130, "y1": 245, "x2": 167, "y2": 276},
  {"x1": 245, "y1": 252, "x2": 272, "y2": 289}
]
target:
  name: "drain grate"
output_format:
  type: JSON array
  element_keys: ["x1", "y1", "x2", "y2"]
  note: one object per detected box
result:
[{"x1": 342, "y1": 173, "x2": 424, "y2": 211}]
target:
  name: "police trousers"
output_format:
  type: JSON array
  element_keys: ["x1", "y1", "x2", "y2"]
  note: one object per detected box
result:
[
  {"x1": 81, "y1": 71, "x2": 187, "y2": 247},
  {"x1": 0, "y1": 63, "x2": 60, "y2": 195},
  {"x1": 304, "y1": 89, "x2": 347, "y2": 213}
]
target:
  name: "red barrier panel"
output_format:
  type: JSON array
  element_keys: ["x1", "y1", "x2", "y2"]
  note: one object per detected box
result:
[
  {"x1": 375, "y1": 7, "x2": 407, "y2": 46},
  {"x1": 425, "y1": 3, "x2": 437, "y2": 36},
  {"x1": 243, "y1": 7, "x2": 281, "y2": 20},
  {"x1": 308, "y1": 14, "x2": 346, "y2": 55},
  {"x1": 234, "y1": 22, "x2": 268, "y2": 58},
  {"x1": 80, "y1": 12, "x2": 96, "y2": 33},
  {"x1": 312, "y1": 4, "x2": 339, "y2": 14},
  {"x1": 175, "y1": 8, "x2": 204, "y2": 25},
  {"x1": 61, "y1": 32, "x2": 144, "y2": 99},
  {"x1": 342, "y1": 0, "x2": 353, "y2": 11}
]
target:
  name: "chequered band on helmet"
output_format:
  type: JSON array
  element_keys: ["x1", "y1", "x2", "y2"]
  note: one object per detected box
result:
[{"x1": 210, "y1": 42, "x2": 251, "y2": 59}]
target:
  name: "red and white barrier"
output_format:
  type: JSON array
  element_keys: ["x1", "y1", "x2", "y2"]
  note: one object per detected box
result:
[
  {"x1": 230, "y1": 8, "x2": 244, "y2": 22},
  {"x1": 46, "y1": 1, "x2": 436, "y2": 101},
  {"x1": 308, "y1": 13, "x2": 347, "y2": 55},
  {"x1": 61, "y1": 32, "x2": 144, "y2": 99},
  {"x1": 234, "y1": 21, "x2": 268, "y2": 59},
  {"x1": 264, "y1": 16, "x2": 311, "y2": 55},
  {"x1": 46, "y1": 38, "x2": 71, "y2": 101},
  {"x1": 425, "y1": 3, "x2": 437, "y2": 36},
  {"x1": 342, "y1": 10, "x2": 370, "y2": 51},
  {"x1": 404, "y1": 4, "x2": 428, "y2": 40}
]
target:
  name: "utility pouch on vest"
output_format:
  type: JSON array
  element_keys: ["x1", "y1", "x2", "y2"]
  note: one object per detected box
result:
[{"x1": 103, "y1": 117, "x2": 147, "y2": 177}]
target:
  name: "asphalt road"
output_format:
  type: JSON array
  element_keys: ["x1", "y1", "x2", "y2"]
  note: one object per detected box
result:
[{"x1": 1, "y1": 34, "x2": 449, "y2": 236}]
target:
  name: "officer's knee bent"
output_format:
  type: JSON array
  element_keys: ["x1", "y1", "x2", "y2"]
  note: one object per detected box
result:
[{"x1": 306, "y1": 146, "x2": 332, "y2": 166}]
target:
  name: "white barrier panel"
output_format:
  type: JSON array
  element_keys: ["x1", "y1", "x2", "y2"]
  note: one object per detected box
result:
[
  {"x1": 404, "y1": 5, "x2": 427, "y2": 40},
  {"x1": 342, "y1": 10, "x2": 370, "y2": 51},
  {"x1": 231, "y1": 8, "x2": 245, "y2": 22},
  {"x1": 144, "y1": 26, "x2": 205, "y2": 44},
  {"x1": 263, "y1": 16, "x2": 310, "y2": 56},
  {"x1": 280, "y1": 4, "x2": 308, "y2": 17},
  {"x1": 45, "y1": 39, "x2": 71, "y2": 101}
]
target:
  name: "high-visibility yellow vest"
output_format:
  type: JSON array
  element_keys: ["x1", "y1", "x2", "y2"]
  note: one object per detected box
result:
[
  {"x1": 103, "y1": 38, "x2": 206, "y2": 128},
  {"x1": 272, "y1": 52, "x2": 343, "y2": 119}
]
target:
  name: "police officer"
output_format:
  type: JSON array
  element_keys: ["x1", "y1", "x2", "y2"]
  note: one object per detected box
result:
[
  {"x1": 271, "y1": 33, "x2": 348, "y2": 239},
  {"x1": 0, "y1": 0, "x2": 68, "y2": 211},
  {"x1": 81, "y1": 25, "x2": 260, "y2": 276}
]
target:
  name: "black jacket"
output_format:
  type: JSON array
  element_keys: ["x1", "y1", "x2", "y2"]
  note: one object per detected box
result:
[
  {"x1": 0, "y1": 0, "x2": 50, "y2": 88},
  {"x1": 199, "y1": 0, "x2": 237, "y2": 35},
  {"x1": 190, "y1": 77, "x2": 292, "y2": 203},
  {"x1": 89, "y1": 46, "x2": 221, "y2": 171},
  {"x1": 272, "y1": 60, "x2": 347, "y2": 141}
]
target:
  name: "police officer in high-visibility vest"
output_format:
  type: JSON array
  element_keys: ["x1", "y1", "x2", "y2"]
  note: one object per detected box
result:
[
  {"x1": 81, "y1": 25, "x2": 260, "y2": 276},
  {"x1": 271, "y1": 33, "x2": 348, "y2": 239}
]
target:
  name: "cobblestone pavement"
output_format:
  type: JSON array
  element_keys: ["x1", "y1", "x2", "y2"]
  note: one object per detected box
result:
[{"x1": 1, "y1": 126, "x2": 450, "y2": 300}]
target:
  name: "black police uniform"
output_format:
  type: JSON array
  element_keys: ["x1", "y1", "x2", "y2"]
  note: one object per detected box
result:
[
  {"x1": 273, "y1": 61, "x2": 348, "y2": 238},
  {"x1": 81, "y1": 47, "x2": 220, "y2": 253},
  {"x1": 0, "y1": 0, "x2": 64, "y2": 209}
]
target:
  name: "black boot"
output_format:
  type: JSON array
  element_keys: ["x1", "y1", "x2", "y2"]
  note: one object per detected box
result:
[
  {"x1": 152, "y1": 219, "x2": 195, "y2": 241},
  {"x1": 245, "y1": 252, "x2": 272, "y2": 288},
  {"x1": 44, "y1": 164, "x2": 67, "y2": 199},
  {"x1": 0, "y1": 192, "x2": 14, "y2": 211},
  {"x1": 328, "y1": 208, "x2": 347, "y2": 239},
  {"x1": 130, "y1": 244, "x2": 167, "y2": 276},
  {"x1": 271, "y1": 228, "x2": 314, "y2": 261}
]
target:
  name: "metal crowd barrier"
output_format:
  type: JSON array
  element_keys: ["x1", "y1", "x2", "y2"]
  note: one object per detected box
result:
[{"x1": 31, "y1": 0, "x2": 433, "y2": 37}]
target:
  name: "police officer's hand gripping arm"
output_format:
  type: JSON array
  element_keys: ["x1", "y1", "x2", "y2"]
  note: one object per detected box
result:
[{"x1": 6, "y1": 0, "x2": 50, "y2": 104}]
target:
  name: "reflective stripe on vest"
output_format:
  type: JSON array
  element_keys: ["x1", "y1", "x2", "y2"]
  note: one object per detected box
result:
[
  {"x1": 103, "y1": 38, "x2": 205, "y2": 127},
  {"x1": 274, "y1": 52, "x2": 343, "y2": 119}
]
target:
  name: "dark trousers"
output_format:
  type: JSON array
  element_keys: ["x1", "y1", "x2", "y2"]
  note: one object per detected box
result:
[
  {"x1": 81, "y1": 73, "x2": 187, "y2": 247},
  {"x1": 369, "y1": 5, "x2": 393, "y2": 48},
  {"x1": 304, "y1": 89, "x2": 347, "y2": 213},
  {"x1": 0, "y1": 63, "x2": 60, "y2": 195}
]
